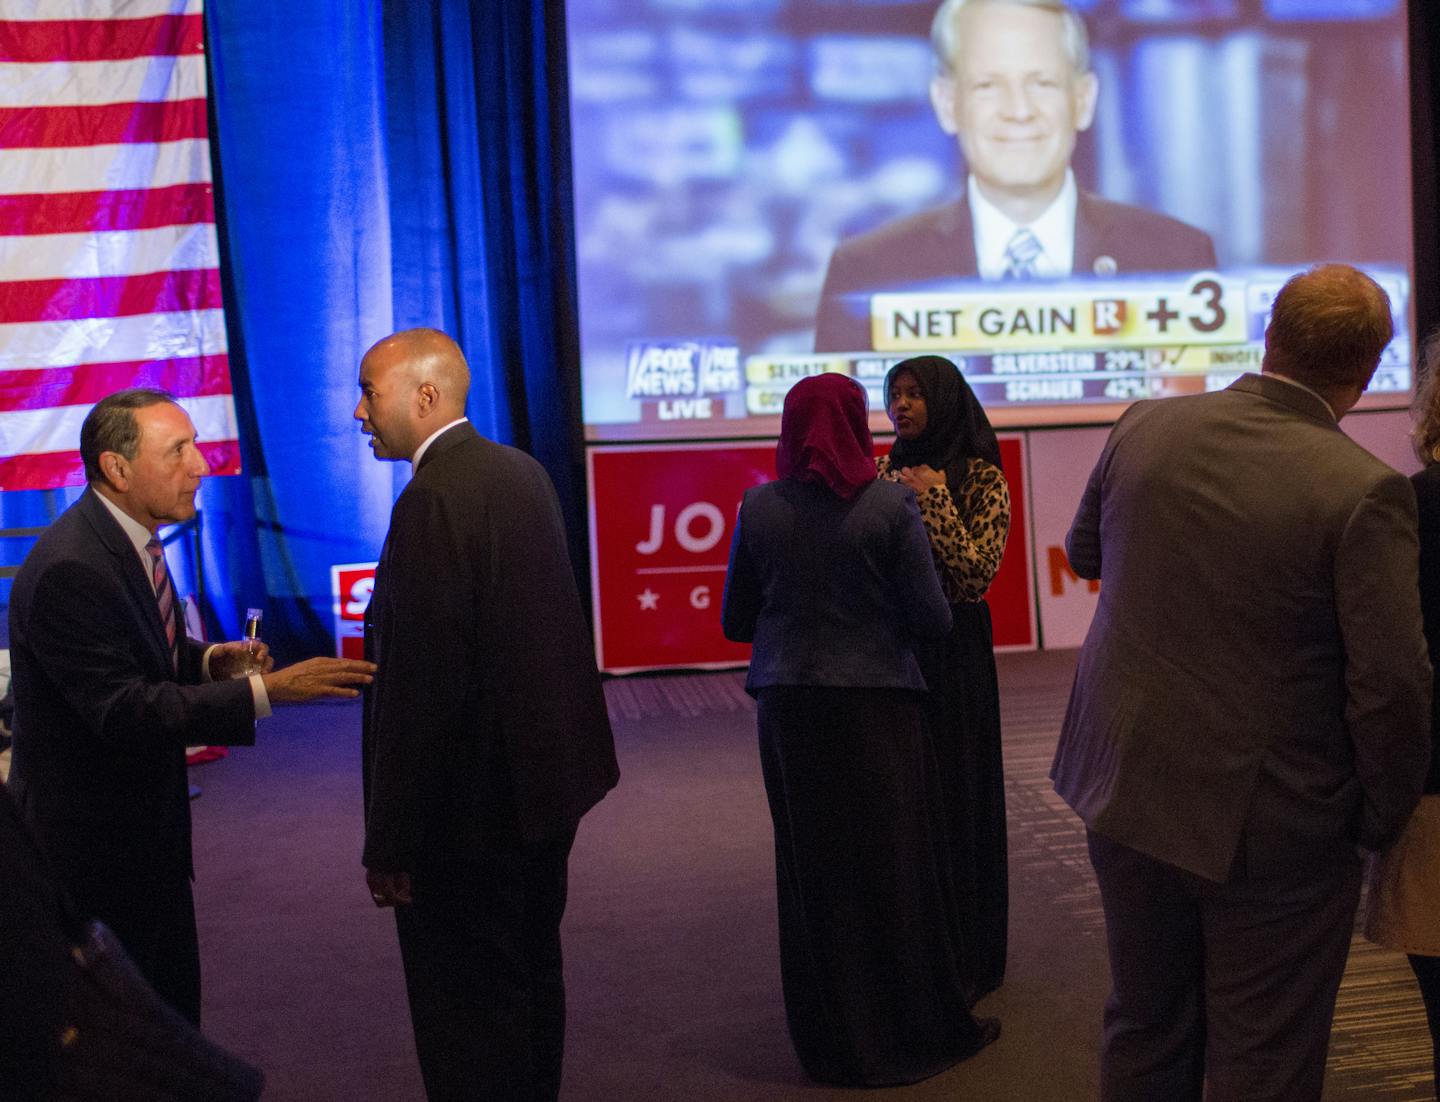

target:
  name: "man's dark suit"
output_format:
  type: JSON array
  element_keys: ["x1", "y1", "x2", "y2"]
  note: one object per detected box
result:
[
  {"x1": 1050, "y1": 373, "x2": 1432, "y2": 1100},
  {"x1": 7, "y1": 488, "x2": 256, "y2": 1025},
  {"x1": 814, "y1": 190, "x2": 1218, "y2": 352},
  {"x1": 362, "y1": 421, "x2": 619, "y2": 1102}
]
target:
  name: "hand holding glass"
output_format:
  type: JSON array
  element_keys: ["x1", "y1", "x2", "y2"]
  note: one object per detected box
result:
[{"x1": 240, "y1": 608, "x2": 264, "y2": 676}]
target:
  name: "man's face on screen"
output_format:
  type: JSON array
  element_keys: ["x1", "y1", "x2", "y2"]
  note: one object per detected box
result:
[{"x1": 931, "y1": 2, "x2": 1098, "y2": 218}]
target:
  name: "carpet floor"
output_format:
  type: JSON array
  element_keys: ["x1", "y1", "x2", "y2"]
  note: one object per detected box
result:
[{"x1": 157, "y1": 650, "x2": 1436, "y2": 1098}]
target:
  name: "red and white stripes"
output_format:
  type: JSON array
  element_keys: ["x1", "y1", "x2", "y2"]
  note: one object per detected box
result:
[{"x1": 0, "y1": 0, "x2": 238, "y2": 490}]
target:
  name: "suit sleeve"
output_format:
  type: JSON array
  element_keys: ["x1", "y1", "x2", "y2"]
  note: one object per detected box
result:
[
  {"x1": 0, "y1": 788, "x2": 74, "y2": 1102},
  {"x1": 22, "y1": 560, "x2": 255, "y2": 748},
  {"x1": 813, "y1": 244, "x2": 869, "y2": 354},
  {"x1": 720, "y1": 499, "x2": 760, "y2": 643},
  {"x1": 890, "y1": 490, "x2": 953, "y2": 640},
  {"x1": 1334, "y1": 472, "x2": 1433, "y2": 849},
  {"x1": 362, "y1": 483, "x2": 474, "y2": 871},
  {"x1": 1066, "y1": 451, "x2": 1105, "y2": 581},
  {"x1": 914, "y1": 461, "x2": 1011, "y2": 601}
]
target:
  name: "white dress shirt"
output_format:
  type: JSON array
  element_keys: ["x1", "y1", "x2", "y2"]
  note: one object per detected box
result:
[
  {"x1": 410, "y1": 418, "x2": 468, "y2": 472},
  {"x1": 970, "y1": 170, "x2": 1079, "y2": 281}
]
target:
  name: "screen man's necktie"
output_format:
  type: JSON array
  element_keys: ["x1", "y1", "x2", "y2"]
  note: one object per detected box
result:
[
  {"x1": 1003, "y1": 227, "x2": 1043, "y2": 279},
  {"x1": 145, "y1": 537, "x2": 177, "y2": 670}
]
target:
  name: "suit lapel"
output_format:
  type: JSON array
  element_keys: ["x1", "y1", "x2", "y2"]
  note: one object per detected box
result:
[
  {"x1": 946, "y1": 198, "x2": 980, "y2": 280},
  {"x1": 77, "y1": 490, "x2": 173, "y2": 673},
  {"x1": 1072, "y1": 190, "x2": 1105, "y2": 275}
]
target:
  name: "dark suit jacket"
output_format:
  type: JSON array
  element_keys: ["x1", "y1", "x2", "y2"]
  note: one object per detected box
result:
[
  {"x1": 7, "y1": 489, "x2": 256, "y2": 892},
  {"x1": 720, "y1": 477, "x2": 951, "y2": 693},
  {"x1": 0, "y1": 779, "x2": 78, "y2": 1101},
  {"x1": 1050, "y1": 373, "x2": 1432, "y2": 881},
  {"x1": 1413, "y1": 463, "x2": 1440, "y2": 794},
  {"x1": 814, "y1": 190, "x2": 1219, "y2": 352},
  {"x1": 361, "y1": 423, "x2": 618, "y2": 868}
]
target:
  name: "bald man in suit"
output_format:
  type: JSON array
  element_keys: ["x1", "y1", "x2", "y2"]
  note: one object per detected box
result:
[{"x1": 356, "y1": 329, "x2": 619, "y2": 1101}]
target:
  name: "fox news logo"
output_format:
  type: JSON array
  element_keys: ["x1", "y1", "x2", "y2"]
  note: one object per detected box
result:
[{"x1": 625, "y1": 341, "x2": 741, "y2": 400}]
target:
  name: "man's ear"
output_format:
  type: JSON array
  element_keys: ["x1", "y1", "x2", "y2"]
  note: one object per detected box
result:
[
  {"x1": 99, "y1": 451, "x2": 129, "y2": 493},
  {"x1": 930, "y1": 76, "x2": 959, "y2": 136},
  {"x1": 1073, "y1": 71, "x2": 1099, "y2": 133},
  {"x1": 416, "y1": 382, "x2": 439, "y2": 415}
]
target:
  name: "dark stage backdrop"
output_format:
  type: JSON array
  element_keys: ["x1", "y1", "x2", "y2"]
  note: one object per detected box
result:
[{"x1": 0, "y1": 0, "x2": 586, "y2": 657}]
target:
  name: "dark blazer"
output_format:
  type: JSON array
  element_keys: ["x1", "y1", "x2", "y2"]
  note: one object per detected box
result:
[
  {"x1": 7, "y1": 489, "x2": 255, "y2": 890},
  {"x1": 1051, "y1": 373, "x2": 1432, "y2": 881},
  {"x1": 0, "y1": 778, "x2": 79, "y2": 1101},
  {"x1": 721, "y1": 477, "x2": 951, "y2": 694},
  {"x1": 362, "y1": 422, "x2": 618, "y2": 868},
  {"x1": 1413, "y1": 463, "x2": 1440, "y2": 794},
  {"x1": 814, "y1": 190, "x2": 1219, "y2": 352}
]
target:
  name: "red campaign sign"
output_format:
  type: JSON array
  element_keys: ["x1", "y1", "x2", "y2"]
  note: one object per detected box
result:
[
  {"x1": 987, "y1": 436, "x2": 1036, "y2": 650},
  {"x1": 330, "y1": 562, "x2": 376, "y2": 661},
  {"x1": 588, "y1": 437, "x2": 1034, "y2": 673},
  {"x1": 589, "y1": 442, "x2": 771, "y2": 673}
]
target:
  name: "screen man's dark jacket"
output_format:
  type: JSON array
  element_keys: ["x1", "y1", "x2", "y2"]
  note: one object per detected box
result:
[{"x1": 814, "y1": 190, "x2": 1218, "y2": 353}]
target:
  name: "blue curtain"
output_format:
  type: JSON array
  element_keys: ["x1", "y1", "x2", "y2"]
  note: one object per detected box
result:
[
  {"x1": 203, "y1": 0, "x2": 397, "y2": 658},
  {"x1": 193, "y1": 0, "x2": 585, "y2": 655},
  {"x1": 383, "y1": 0, "x2": 589, "y2": 567}
]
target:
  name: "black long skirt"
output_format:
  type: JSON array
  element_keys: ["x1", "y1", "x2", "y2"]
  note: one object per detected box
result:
[
  {"x1": 916, "y1": 601, "x2": 1009, "y2": 1003},
  {"x1": 756, "y1": 685, "x2": 987, "y2": 1088}
]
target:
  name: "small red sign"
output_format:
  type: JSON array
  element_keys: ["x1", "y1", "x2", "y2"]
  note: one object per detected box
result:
[{"x1": 330, "y1": 562, "x2": 376, "y2": 660}]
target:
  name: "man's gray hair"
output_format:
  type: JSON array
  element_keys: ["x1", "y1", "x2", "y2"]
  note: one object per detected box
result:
[
  {"x1": 931, "y1": 0, "x2": 1090, "y2": 77},
  {"x1": 79, "y1": 387, "x2": 178, "y2": 483}
]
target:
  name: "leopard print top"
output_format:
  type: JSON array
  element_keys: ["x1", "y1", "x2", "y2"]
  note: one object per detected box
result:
[{"x1": 876, "y1": 454, "x2": 1011, "y2": 604}]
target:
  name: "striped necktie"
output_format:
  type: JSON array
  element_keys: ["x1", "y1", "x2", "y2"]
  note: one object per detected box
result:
[
  {"x1": 1003, "y1": 227, "x2": 1042, "y2": 279},
  {"x1": 145, "y1": 537, "x2": 177, "y2": 669}
]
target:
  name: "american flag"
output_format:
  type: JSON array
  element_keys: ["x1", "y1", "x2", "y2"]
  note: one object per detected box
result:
[{"x1": 0, "y1": 0, "x2": 239, "y2": 491}]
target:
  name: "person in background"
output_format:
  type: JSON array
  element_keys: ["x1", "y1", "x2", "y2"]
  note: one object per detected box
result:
[
  {"x1": 7, "y1": 388, "x2": 376, "y2": 1028},
  {"x1": 721, "y1": 371, "x2": 1000, "y2": 1087},
  {"x1": 880, "y1": 353, "x2": 1011, "y2": 1001},
  {"x1": 1364, "y1": 328, "x2": 1440, "y2": 1100},
  {"x1": 356, "y1": 328, "x2": 619, "y2": 1102},
  {"x1": 0, "y1": 780, "x2": 264, "y2": 1101},
  {"x1": 1051, "y1": 264, "x2": 1431, "y2": 1100},
  {"x1": 814, "y1": 0, "x2": 1216, "y2": 353}
]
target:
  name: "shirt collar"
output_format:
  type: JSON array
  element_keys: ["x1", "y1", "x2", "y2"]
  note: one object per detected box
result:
[
  {"x1": 1262, "y1": 372, "x2": 1338, "y2": 421},
  {"x1": 411, "y1": 418, "x2": 468, "y2": 472},
  {"x1": 969, "y1": 170, "x2": 1078, "y2": 280},
  {"x1": 94, "y1": 486, "x2": 158, "y2": 558}
]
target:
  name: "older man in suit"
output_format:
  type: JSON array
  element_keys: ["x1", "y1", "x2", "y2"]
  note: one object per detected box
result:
[
  {"x1": 814, "y1": 0, "x2": 1216, "y2": 353},
  {"x1": 1050, "y1": 264, "x2": 1432, "y2": 1100},
  {"x1": 7, "y1": 388, "x2": 375, "y2": 1026},
  {"x1": 356, "y1": 328, "x2": 619, "y2": 1102}
]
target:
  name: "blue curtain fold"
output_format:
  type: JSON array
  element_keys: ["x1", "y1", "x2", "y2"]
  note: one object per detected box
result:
[
  {"x1": 3, "y1": 1, "x2": 590, "y2": 656},
  {"x1": 383, "y1": 0, "x2": 591, "y2": 567},
  {"x1": 204, "y1": 0, "x2": 398, "y2": 657}
]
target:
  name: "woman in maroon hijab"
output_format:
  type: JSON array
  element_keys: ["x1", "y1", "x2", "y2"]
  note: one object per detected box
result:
[{"x1": 722, "y1": 372, "x2": 1000, "y2": 1087}]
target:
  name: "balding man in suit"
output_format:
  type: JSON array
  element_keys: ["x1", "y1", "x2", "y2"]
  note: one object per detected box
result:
[
  {"x1": 356, "y1": 329, "x2": 619, "y2": 1102},
  {"x1": 1050, "y1": 264, "x2": 1432, "y2": 1100}
]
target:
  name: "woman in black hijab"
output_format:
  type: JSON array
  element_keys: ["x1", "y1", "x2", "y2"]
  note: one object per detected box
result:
[{"x1": 881, "y1": 353, "x2": 1011, "y2": 1004}]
